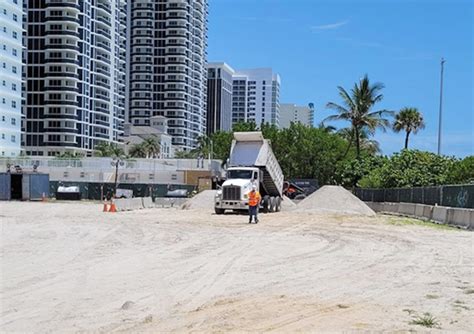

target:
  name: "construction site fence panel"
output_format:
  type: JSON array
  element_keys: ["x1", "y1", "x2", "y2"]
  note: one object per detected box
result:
[
  {"x1": 49, "y1": 181, "x2": 195, "y2": 201},
  {"x1": 354, "y1": 184, "x2": 474, "y2": 209}
]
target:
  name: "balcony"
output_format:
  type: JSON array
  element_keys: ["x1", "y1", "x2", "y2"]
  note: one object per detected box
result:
[
  {"x1": 95, "y1": 28, "x2": 111, "y2": 40},
  {"x1": 45, "y1": 29, "x2": 80, "y2": 38},
  {"x1": 96, "y1": 1, "x2": 111, "y2": 13},
  {"x1": 95, "y1": 54, "x2": 110, "y2": 65},
  {"x1": 45, "y1": 0, "x2": 81, "y2": 11},
  {"x1": 95, "y1": 41, "x2": 111, "y2": 52}
]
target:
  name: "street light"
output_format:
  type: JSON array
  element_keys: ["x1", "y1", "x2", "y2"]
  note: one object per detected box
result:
[
  {"x1": 437, "y1": 57, "x2": 446, "y2": 155},
  {"x1": 111, "y1": 157, "x2": 125, "y2": 197}
]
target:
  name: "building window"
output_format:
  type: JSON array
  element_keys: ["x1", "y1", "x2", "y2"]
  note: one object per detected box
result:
[
  {"x1": 11, "y1": 118, "x2": 16, "y2": 125},
  {"x1": 11, "y1": 135, "x2": 15, "y2": 142},
  {"x1": 12, "y1": 48, "x2": 17, "y2": 56},
  {"x1": 12, "y1": 31, "x2": 17, "y2": 39},
  {"x1": 1, "y1": 116, "x2": 5, "y2": 121},
  {"x1": 11, "y1": 101, "x2": 16, "y2": 108},
  {"x1": 12, "y1": 66, "x2": 16, "y2": 73},
  {"x1": 1, "y1": 134, "x2": 4, "y2": 139},
  {"x1": 13, "y1": 14, "x2": 17, "y2": 22},
  {"x1": 12, "y1": 83, "x2": 16, "y2": 91}
]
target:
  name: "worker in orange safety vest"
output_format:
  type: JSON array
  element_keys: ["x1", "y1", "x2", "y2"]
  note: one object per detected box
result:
[{"x1": 248, "y1": 185, "x2": 261, "y2": 224}]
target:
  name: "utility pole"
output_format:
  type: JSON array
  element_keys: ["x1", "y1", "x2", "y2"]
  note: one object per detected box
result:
[{"x1": 437, "y1": 57, "x2": 445, "y2": 155}]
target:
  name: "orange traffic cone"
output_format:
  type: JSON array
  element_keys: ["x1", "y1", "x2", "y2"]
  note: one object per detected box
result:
[
  {"x1": 108, "y1": 200, "x2": 117, "y2": 213},
  {"x1": 103, "y1": 201, "x2": 109, "y2": 212}
]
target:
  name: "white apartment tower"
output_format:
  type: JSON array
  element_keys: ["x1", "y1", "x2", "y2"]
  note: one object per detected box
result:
[
  {"x1": 279, "y1": 103, "x2": 315, "y2": 128},
  {"x1": 127, "y1": 0, "x2": 208, "y2": 151},
  {"x1": 232, "y1": 68, "x2": 280, "y2": 127},
  {"x1": 24, "y1": 0, "x2": 127, "y2": 156},
  {"x1": 0, "y1": 0, "x2": 23, "y2": 157}
]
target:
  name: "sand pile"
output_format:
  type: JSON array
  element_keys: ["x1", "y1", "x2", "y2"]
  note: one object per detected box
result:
[
  {"x1": 298, "y1": 186, "x2": 375, "y2": 216},
  {"x1": 281, "y1": 196, "x2": 297, "y2": 211},
  {"x1": 182, "y1": 190, "x2": 217, "y2": 210}
]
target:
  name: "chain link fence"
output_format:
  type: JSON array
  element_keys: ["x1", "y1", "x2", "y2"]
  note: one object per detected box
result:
[
  {"x1": 354, "y1": 184, "x2": 474, "y2": 209},
  {"x1": 49, "y1": 181, "x2": 196, "y2": 201}
]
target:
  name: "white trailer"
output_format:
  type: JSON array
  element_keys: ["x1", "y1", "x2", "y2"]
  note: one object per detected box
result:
[{"x1": 214, "y1": 132, "x2": 284, "y2": 214}]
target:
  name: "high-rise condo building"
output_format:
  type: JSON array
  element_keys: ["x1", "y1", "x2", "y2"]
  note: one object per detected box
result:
[
  {"x1": 127, "y1": 0, "x2": 208, "y2": 151},
  {"x1": 232, "y1": 68, "x2": 280, "y2": 127},
  {"x1": 0, "y1": 0, "x2": 23, "y2": 157},
  {"x1": 206, "y1": 62, "x2": 233, "y2": 136},
  {"x1": 24, "y1": 0, "x2": 127, "y2": 157},
  {"x1": 279, "y1": 103, "x2": 314, "y2": 128}
]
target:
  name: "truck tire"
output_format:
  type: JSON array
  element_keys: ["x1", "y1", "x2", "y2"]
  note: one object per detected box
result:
[
  {"x1": 262, "y1": 195, "x2": 270, "y2": 213},
  {"x1": 215, "y1": 208, "x2": 225, "y2": 215},
  {"x1": 269, "y1": 197, "x2": 276, "y2": 212},
  {"x1": 275, "y1": 197, "x2": 282, "y2": 212}
]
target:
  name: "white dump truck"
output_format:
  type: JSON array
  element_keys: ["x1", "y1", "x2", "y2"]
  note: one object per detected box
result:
[{"x1": 214, "y1": 132, "x2": 284, "y2": 214}]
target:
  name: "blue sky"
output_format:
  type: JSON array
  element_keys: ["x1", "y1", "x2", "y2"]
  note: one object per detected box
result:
[{"x1": 207, "y1": 0, "x2": 473, "y2": 157}]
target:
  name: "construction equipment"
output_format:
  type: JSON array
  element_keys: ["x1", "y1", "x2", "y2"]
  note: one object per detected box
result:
[{"x1": 214, "y1": 132, "x2": 284, "y2": 214}]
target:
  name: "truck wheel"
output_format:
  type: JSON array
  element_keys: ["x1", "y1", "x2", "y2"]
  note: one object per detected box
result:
[
  {"x1": 262, "y1": 195, "x2": 270, "y2": 213},
  {"x1": 275, "y1": 197, "x2": 282, "y2": 212},
  {"x1": 215, "y1": 208, "x2": 225, "y2": 215},
  {"x1": 269, "y1": 197, "x2": 276, "y2": 212}
]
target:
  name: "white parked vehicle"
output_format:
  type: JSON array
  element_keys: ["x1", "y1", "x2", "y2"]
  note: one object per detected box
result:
[{"x1": 214, "y1": 132, "x2": 284, "y2": 214}]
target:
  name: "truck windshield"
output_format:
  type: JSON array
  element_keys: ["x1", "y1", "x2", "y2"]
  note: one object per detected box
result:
[{"x1": 227, "y1": 170, "x2": 253, "y2": 179}]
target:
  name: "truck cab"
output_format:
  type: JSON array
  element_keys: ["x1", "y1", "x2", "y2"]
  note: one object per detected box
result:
[{"x1": 214, "y1": 167, "x2": 260, "y2": 214}]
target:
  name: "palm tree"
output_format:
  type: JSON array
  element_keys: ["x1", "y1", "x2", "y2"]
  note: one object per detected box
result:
[
  {"x1": 317, "y1": 121, "x2": 337, "y2": 133},
  {"x1": 325, "y1": 74, "x2": 393, "y2": 158},
  {"x1": 338, "y1": 128, "x2": 381, "y2": 155},
  {"x1": 393, "y1": 107, "x2": 425, "y2": 149},
  {"x1": 196, "y1": 135, "x2": 211, "y2": 158},
  {"x1": 128, "y1": 143, "x2": 147, "y2": 158},
  {"x1": 94, "y1": 142, "x2": 125, "y2": 158},
  {"x1": 142, "y1": 137, "x2": 160, "y2": 158}
]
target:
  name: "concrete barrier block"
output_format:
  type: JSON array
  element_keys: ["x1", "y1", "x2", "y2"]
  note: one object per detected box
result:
[
  {"x1": 432, "y1": 206, "x2": 448, "y2": 223},
  {"x1": 415, "y1": 204, "x2": 425, "y2": 218},
  {"x1": 422, "y1": 205, "x2": 433, "y2": 220},
  {"x1": 113, "y1": 198, "x2": 128, "y2": 212},
  {"x1": 142, "y1": 197, "x2": 153, "y2": 209},
  {"x1": 372, "y1": 202, "x2": 384, "y2": 212},
  {"x1": 399, "y1": 203, "x2": 416, "y2": 216},
  {"x1": 470, "y1": 211, "x2": 474, "y2": 231},
  {"x1": 132, "y1": 198, "x2": 143, "y2": 210},
  {"x1": 383, "y1": 202, "x2": 398, "y2": 213},
  {"x1": 447, "y1": 208, "x2": 473, "y2": 229}
]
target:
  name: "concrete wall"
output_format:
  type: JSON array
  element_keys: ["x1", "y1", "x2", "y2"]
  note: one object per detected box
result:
[{"x1": 365, "y1": 201, "x2": 474, "y2": 230}]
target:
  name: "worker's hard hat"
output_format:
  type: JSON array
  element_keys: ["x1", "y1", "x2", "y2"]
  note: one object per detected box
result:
[{"x1": 252, "y1": 185, "x2": 257, "y2": 190}]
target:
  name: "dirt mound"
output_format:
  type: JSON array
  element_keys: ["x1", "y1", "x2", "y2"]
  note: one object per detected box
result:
[
  {"x1": 281, "y1": 196, "x2": 297, "y2": 211},
  {"x1": 182, "y1": 190, "x2": 217, "y2": 211},
  {"x1": 298, "y1": 186, "x2": 375, "y2": 216}
]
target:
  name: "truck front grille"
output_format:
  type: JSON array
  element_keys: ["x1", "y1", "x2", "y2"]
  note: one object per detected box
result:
[{"x1": 223, "y1": 186, "x2": 241, "y2": 200}]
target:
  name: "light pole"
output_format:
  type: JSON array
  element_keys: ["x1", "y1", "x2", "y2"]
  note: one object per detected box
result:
[
  {"x1": 111, "y1": 157, "x2": 125, "y2": 197},
  {"x1": 437, "y1": 57, "x2": 445, "y2": 155}
]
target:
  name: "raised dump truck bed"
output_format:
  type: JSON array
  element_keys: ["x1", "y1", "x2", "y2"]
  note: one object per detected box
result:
[{"x1": 228, "y1": 132, "x2": 284, "y2": 198}]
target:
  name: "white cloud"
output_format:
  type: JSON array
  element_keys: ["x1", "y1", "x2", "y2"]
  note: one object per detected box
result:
[{"x1": 311, "y1": 20, "x2": 349, "y2": 31}]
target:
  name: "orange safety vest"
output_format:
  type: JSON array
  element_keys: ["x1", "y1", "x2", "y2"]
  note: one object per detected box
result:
[{"x1": 248, "y1": 191, "x2": 261, "y2": 207}]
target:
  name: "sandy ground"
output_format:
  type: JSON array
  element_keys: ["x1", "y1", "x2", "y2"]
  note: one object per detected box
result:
[{"x1": 1, "y1": 201, "x2": 473, "y2": 333}]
